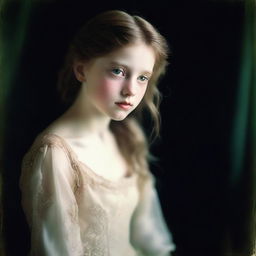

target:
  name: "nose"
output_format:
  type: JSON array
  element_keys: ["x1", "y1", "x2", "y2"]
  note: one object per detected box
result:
[{"x1": 121, "y1": 77, "x2": 136, "y2": 97}]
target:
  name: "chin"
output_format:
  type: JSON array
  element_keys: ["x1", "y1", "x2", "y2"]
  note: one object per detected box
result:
[{"x1": 111, "y1": 113, "x2": 129, "y2": 121}]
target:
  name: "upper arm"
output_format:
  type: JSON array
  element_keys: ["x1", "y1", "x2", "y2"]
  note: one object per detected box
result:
[
  {"x1": 20, "y1": 144, "x2": 82, "y2": 256},
  {"x1": 130, "y1": 175, "x2": 176, "y2": 256},
  {"x1": 20, "y1": 144, "x2": 76, "y2": 223}
]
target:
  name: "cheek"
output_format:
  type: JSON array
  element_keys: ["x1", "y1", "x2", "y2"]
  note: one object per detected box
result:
[
  {"x1": 137, "y1": 86, "x2": 147, "y2": 100},
  {"x1": 95, "y1": 78, "x2": 120, "y2": 101}
]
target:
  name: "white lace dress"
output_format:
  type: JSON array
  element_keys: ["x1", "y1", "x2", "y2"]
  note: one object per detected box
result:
[{"x1": 20, "y1": 133, "x2": 175, "y2": 256}]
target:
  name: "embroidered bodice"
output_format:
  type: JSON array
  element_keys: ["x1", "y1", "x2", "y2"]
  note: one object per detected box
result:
[{"x1": 20, "y1": 133, "x2": 175, "y2": 256}]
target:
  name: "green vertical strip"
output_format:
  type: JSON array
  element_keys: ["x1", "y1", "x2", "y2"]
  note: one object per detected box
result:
[
  {"x1": 228, "y1": 0, "x2": 256, "y2": 254},
  {"x1": 230, "y1": 0, "x2": 254, "y2": 185},
  {"x1": 250, "y1": 0, "x2": 256, "y2": 172},
  {"x1": 0, "y1": 0, "x2": 32, "y2": 255},
  {"x1": 250, "y1": 0, "x2": 256, "y2": 255}
]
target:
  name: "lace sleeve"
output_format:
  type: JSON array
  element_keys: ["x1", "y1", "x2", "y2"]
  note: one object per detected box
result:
[
  {"x1": 130, "y1": 174, "x2": 176, "y2": 256},
  {"x1": 20, "y1": 144, "x2": 83, "y2": 256}
]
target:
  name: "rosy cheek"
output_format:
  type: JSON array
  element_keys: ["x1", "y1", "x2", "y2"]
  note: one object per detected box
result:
[{"x1": 95, "y1": 78, "x2": 120, "y2": 100}]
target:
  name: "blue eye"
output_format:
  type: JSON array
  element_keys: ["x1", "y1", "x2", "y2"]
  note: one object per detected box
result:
[
  {"x1": 111, "y1": 68, "x2": 125, "y2": 76},
  {"x1": 138, "y1": 75, "x2": 149, "y2": 82}
]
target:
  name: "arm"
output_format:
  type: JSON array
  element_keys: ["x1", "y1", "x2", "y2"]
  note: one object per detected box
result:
[
  {"x1": 130, "y1": 174, "x2": 176, "y2": 256},
  {"x1": 20, "y1": 144, "x2": 83, "y2": 256}
]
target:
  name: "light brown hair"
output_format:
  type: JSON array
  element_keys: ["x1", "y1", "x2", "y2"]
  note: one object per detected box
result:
[{"x1": 57, "y1": 10, "x2": 170, "y2": 175}]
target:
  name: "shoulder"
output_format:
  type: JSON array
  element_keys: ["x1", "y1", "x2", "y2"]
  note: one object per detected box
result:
[
  {"x1": 21, "y1": 133, "x2": 75, "y2": 172},
  {"x1": 137, "y1": 168, "x2": 156, "y2": 190},
  {"x1": 20, "y1": 133, "x2": 80, "y2": 191}
]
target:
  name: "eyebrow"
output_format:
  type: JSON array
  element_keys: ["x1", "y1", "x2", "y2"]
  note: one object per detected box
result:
[{"x1": 109, "y1": 61, "x2": 153, "y2": 76}]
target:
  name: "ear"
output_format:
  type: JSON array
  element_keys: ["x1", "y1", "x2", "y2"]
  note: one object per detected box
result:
[{"x1": 73, "y1": 61, "x2": 87, "y2": 82}]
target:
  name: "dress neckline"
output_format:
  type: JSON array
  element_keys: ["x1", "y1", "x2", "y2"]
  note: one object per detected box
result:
[{"x1": 37, "y1": 132, "x2": 137, "y2": 188}]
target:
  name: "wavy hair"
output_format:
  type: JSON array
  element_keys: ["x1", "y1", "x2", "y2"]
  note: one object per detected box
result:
[{"x1": 57, "y1": 10, "x2": 170, "y2": 175}]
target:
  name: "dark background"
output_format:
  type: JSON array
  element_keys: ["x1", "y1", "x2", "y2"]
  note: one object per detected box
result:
[{"x1": 2, "y1": 1, "x2": 248, "y2": 256}]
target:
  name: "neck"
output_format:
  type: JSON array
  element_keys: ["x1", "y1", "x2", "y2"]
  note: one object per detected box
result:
[{"x1": 61, "y1": 87, "x2": 111, "y2": 139}]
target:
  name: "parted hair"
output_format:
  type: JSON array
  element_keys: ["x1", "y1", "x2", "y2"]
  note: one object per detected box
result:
[{"x1": 57, "y1": 10, "x2": 170, "y2": 175}]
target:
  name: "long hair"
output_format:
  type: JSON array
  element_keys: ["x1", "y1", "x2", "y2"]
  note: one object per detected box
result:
[{"x1": 57, "y1": 10, "x2": 170, "y2": 175}]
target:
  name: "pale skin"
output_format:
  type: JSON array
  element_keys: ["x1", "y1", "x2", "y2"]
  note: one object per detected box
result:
[{"x1": 44, "y1": 42, "x2": 156, "y2": 181}]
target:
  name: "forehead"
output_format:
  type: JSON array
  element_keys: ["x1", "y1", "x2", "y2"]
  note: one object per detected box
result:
[{"x1": 93, "y1": 43, "x2": 155, "y2": 73}]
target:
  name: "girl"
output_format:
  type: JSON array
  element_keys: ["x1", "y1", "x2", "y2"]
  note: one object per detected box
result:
[{"x1": 20, "y1": 10, "x2": 176, "y2": 256}]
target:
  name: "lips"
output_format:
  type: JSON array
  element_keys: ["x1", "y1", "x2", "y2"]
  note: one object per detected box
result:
[{"x1": 115, "y1": 101, "x2": 133, "y2": 110}]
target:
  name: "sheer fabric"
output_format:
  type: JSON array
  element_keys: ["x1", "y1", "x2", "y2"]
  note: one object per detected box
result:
[{"x1": 20, "y1": 133, "x2": 175, "y2": 256}]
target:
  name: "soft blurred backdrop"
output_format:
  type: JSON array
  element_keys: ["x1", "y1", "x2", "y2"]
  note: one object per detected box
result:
[{"x1": 0, "y1": 0, "x2": 255, "y2": 256}]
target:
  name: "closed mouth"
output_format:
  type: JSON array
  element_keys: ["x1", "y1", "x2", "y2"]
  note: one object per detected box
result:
[
  {"x1": 115, "y1": 102, "x2": 133, "y2": 106},
  {"x1": 115, "y1": 102, "x2": 133, "y2": 110}
]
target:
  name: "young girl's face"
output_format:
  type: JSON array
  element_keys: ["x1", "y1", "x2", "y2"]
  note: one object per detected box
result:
[{"x1": 77, "y1": 42, "x2": 155, "y2": 121}]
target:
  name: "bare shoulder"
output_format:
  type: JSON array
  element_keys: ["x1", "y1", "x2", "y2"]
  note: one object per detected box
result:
[{"x1": 42, "y1": 115, "x2": 77, "y2": 139}]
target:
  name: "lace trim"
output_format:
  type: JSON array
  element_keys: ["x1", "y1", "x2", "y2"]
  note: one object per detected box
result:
[
  {"x1": 83, "y1": 205, "x2": 109, "y2": 256},
  {"x1": 21, "y1": 133, "x2": 82, "y2": 197},
  {"x1": 20, "y1": 133, "x2": 144, "y2": 256},
  {"x1": 40, "y1": 133, "x2": 140, "y2": 190}
]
